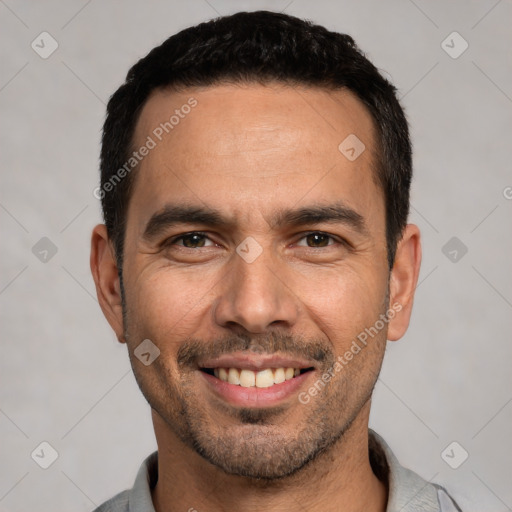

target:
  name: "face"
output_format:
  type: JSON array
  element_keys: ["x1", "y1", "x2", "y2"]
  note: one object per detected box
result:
[{"x1": 92, "y1": 83, "x2": 420, "y2": 480}]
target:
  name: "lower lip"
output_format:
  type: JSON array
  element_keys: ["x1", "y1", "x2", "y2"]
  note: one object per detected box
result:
[{"x1": 200, "y1": 370, "x2": 314, "y2": 408}]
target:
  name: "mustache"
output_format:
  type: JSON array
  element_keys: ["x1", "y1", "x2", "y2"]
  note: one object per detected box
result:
[{"x1": 177, "y1": 331, "x2": 335, "y2": 368}]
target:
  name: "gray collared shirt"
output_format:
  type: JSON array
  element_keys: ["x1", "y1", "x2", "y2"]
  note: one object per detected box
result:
[{"x1": 92, "y1": 430, "x2": 461, "y2": 511}]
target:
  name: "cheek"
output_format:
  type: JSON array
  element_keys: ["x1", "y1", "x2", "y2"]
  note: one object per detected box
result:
[
  {"x1": 294, "y1": 264, "x2": 388, "y2": 346},
  {"x1": 124, "y1": 253, "x2": 388, "y2": 350},
  {"x1": 126, "y1": 264, "x2": 220, "y2": 343}
]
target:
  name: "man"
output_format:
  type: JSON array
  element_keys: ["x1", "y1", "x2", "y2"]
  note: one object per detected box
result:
[{"x1": 90, "y1": 10, "x2": 461, "y2": 512}]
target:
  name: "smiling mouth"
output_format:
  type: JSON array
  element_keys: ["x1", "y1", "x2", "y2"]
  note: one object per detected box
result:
[{"x1": 200, "y1": 367, "x2": 314, "y2": 388}]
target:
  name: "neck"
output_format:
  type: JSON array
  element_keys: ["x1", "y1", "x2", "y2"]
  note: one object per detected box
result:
[{"x1": 151, "y1": 401, "x2": 387, "y2": 512}]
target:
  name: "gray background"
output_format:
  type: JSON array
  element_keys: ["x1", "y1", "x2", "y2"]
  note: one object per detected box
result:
[{"x1": 1, "y1": 0, "x2": 511, "y2": 510}]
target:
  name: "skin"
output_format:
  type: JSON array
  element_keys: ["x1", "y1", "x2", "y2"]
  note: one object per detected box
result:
[{"x1": 91, "y1": 83, "x2": 421, "y2": 512}]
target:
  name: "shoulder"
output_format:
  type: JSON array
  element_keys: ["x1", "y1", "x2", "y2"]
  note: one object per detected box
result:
[
  {"x1": 369, "y1": 430, "x2": 463, "y2": 512},
  {"x1": 91, "y1": 490, "x2": 130, "y2": 512},
  {"x1": 90, "y1": 450, "x2": 158, "y2": 512}
]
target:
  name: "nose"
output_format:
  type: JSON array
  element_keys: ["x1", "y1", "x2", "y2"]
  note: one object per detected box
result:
[{"x1": 212, "y1": 249, "x2": 300, "y2": 334}]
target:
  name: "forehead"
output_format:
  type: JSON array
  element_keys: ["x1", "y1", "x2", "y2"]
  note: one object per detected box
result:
[{"x1": 129, "y1": 83, "x2": 383, "y2": 232}]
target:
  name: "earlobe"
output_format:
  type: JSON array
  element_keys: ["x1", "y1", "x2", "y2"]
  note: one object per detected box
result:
[
  {"x1": 387, "y1": 224, "x2": 422, "y2": 342},
  {"x1": 90, "y1": 224, "x2": 126, "y2": 343}
]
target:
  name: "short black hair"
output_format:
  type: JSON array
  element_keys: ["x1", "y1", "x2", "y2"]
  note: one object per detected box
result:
[{"x1": 99, "y1": 10, "x2": 412, "y2": 270}]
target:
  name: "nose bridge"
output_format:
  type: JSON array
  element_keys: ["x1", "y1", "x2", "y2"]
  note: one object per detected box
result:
[{"x1": 213, "y1": 243, "x2": 299, "y2": 333}]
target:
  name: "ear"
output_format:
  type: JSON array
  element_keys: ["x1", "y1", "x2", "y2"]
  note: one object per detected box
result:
[
  {"x1": 387, "y1": 224, "x2": 422, "y2": 341},
  {"x1": 90, "y1": 224, "x2": 126, "y2": 343}
]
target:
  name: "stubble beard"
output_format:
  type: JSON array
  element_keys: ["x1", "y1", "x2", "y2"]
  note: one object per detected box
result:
[
  {"x1": 128, "y1": 336, "x2": 384, "y2": 481},
  {"x1": 120, "y1": 276, "x2": 387, "y2": 481}
]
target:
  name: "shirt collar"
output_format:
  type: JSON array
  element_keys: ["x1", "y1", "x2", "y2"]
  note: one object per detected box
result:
[
  {"x1": 128, "y1": 450, "x2": 157, "y2": 512},
  {"x1": 369, "y1": 430, "x2": 443, "y2": 511}
]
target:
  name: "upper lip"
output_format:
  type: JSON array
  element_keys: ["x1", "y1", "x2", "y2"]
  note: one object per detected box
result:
[{"x1": 198, "y1": 352, "x2": 316, "y2": 372}]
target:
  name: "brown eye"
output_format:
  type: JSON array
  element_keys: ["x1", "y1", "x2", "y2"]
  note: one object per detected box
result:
[
  {"x1": 296, "y1": 232, "x2": 336, "y2": 248},
  {"x1": 182, "y1": 234, "x2": 206, "y2": 248},
  {"x1": 169, "y1": 232, "x2": 213, "y2": 248},
  {"x1": 306, "y1": 233, "x2": 330, "y2": 247}
]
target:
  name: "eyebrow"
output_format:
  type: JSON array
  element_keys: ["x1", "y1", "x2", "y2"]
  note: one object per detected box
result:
[{"x1": 142, "y1": 201, "x2": 368, "y2": 241}]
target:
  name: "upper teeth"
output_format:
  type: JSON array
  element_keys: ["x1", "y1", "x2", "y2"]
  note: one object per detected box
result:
[{"x1": 213, "y1": 367, "x2": 300, "y2": 388}]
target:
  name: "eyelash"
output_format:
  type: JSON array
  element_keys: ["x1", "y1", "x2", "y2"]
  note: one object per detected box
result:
[{"x1": 164, "y1": 231, "x2": 347, "y2": 249}]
